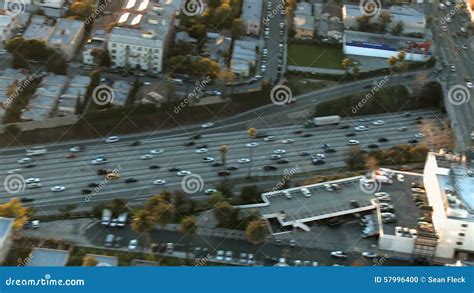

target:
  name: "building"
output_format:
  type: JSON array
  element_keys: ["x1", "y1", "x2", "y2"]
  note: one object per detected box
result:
[
  {"x1": 26, "y1": 248, "x2": 70, "y2": 266},
  {"x1": 0, "y1": 15, "x2": 18, "y2": 43},
  {"x1": 58, "y1": 75, "x2": 90, "y2": 116},
  {"x1": 108, "y1": 0, "x2": 176, "y2": 74},
  {"x1": 343, "y1": 30, "x2": 432, "y2": 62},
  {"x1": 230, "y1": 39, "x2": 258, "y2": 77},
  {"x1": 0, "y1": 68, "x2": 30, "y2": 124},
  {"x1": 203, "y1": 32, "x2": 231, "y2": 68},
  {"x1": 423, "y1": 151, "x2": 474, "y2": 260},
  {"x1": 83, "y1": 30, "x2": 107, "y2": 65},
  {"x1": 48, "y1": 18, "x2": 85, "y2": 61},
  {"x1": 242, "y1": 0, "x2": 263, "y2": 36},
  {"x1": 86, "y1": 254, "x2": 118, "y2": 266},
  {"x1": 23, "y1": 15, "x2": 54, "y2": 41},
  {"x1": 111, "y1": 80, "x2": 131, "y2": 106},
  {"x1": 0, "y1": 217, "x2": 14, "y2": 263},
  {"x1": 32, "y1": 0, "x2": 66, "y2": 17},
  {"x1": 342, "y1": 4, "x2": 426, "y2": 35},
  {"x1": 293, "y1": 2, "x2": 315, "y2": 39}
]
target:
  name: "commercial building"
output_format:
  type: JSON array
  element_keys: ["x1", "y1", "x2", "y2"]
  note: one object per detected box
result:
[
  {"x1": 108, "y1": 0, "x2": 176, "y2": 74},
  {"x1": 343, "y1": 30, "x2": 432, "y2": 62},
  {"x1": 26, "y1": 248, "x2": 70, "y2": 266},
  {"x1": 242, "y1": 0, "x2": 262, "y2": 36},
  {"x1": 230, "y1": 39, "x2": 258, "y2": 77},
  {"x1": 0, "y1": 217, "x2": 14, "y2": 263},
  {"x1": 48, "y1": 18, "x2": 85, "y2": 61}
]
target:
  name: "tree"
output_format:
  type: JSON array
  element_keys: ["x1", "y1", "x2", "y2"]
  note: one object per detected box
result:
[
  {"x1": 82, "y1": 255, "x2": 98, "y2": 266},
  {"x1": 346, "y1": 146, "x2": 367, "y2": 170},
  {"x1": 365, "y1": 156, "x2": 379, "y2": 172},
  {"x1": 215, "y1": 181, "x2": 234, "y2": 198},
  {"x1": 240, "y1": 185, "x2": 260, "y2": 204},
  {"x1": 352, "y1": 65, "x2": 361, "y2": 77},
  {"x1": 341, "y1": 58, "x2": 352, "y2": 71},
  {"x1": 154, "y1": 200, "x2": 176, "y2": 230},
  {"x1": 91, "y1": 48, "x2": 111, "y2": 67},
  {"x1": 179, "y1": 216, "x2": 198, "y2": 261},
  {"x1": 131, "y1": 210, "x2": 155, "y2": 250},
  {"x1": 378, "y1": 11, "x2": 392, "y2": 32},
  {"x1": 220, "y1": 145, "x2": 228, "y2": 168},
  {"x1": 0, "y1": 198, "x2": 30, "y2": 230},
  {"x1": 188, "y1": 24, "x2": 207, "y2": 41},
  {"x1": 392, "y1": 21, "x2": 404, "y2": 36},
  {"x1": 231, "y1": 18, "x2": 246, "y2": 38},
  {"x1": 246, "y1": 218, "x2": 269, "y2": 245},
  {"x1": 213, "y1": 200, "x2": 237, "y2": 228},
  {"x1": 247, "y1": 127, "x2": 257, "y2": 178},
  {"x1": 218, "y1": 68, "x2": 235, "y2": 95},
  {"x1": 68, "y1": 0, "x2": 95, "y2": 21}
]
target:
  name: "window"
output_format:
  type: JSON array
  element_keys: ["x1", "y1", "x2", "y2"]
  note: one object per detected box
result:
[
  {"x1": 456, "y1": 242, "x2": 463, "y2": 245},
  {"x1": 458, "y1": 233, "x2": 465, "y2": 237},
  {"x1": 461, "y1": 224, "x2": 468, "y2": 228}
]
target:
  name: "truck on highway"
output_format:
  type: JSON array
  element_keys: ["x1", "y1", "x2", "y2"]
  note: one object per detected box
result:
[
  {"x1": 26, "y1": 146, "x2": 47, "y2": 156},
  {"x1": 102, "y1": 209, "x2": 112, "y2": 226},
  {"x1": 313, "y1": 115, "x2": 341, "y2": 126},
  {"x1": 117, "y1": 212, "x2": 128, "y2": 227}
]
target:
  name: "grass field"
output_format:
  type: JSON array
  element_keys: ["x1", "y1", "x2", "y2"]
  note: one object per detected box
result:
[{"x1": 287, "y1": 44, "x2": 345, "y2": 69}]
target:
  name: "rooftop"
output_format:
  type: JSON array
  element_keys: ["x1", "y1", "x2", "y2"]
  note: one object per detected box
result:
[
  {"x1": 48, "y1": 18, "x2": 85, "y2": 47},
  {"x1": 242, "y1": 0, "x2": 263, "y2": 22},
  {"x1": 27, "y1": 248, "x2": 70, "y2": 266}
]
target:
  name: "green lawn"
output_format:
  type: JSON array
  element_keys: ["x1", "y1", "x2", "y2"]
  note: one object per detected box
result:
[{"x1": 287, "y1": 44, "x2": 345, "y2": 69}]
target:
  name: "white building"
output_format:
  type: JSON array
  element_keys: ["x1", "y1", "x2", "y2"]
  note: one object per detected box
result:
[
  {"x1": 48, "y1": 18, "x2": 85, "y2": 61},
  {"x1": 0, "y1": 15, "x2": 18, "y2": 43},
  {"x1": 0, "y1": 217, "x2": 14, "y2": 263},
  {"x1": 242, "y1": 0, "x2": 262, "y2": 36},
  {"x1": 423, "y1": 151, "x2": 474, "y2": 260}
]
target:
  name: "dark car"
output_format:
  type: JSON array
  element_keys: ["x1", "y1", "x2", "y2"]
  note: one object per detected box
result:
[
  {"x1": 346, "y1": 132, "x2": 356, "y2": 137},
  {"x1": 301, "y1": 133, "x2": 312, "y2": 138},
  {"x1": 218, "y1": 170, "x2": 230, "y2": 176},
  {"x1": 130, "y1": 141, "x2": 141, "y2": 147},
  {"x1": 350, "y1": 200, "x2": 360, "y2": 208},
  {"x1": 25, "y1": 163, "x2": 36, "y2": 168},
  {"x1": 408, "y1": 139, "x2": 418, "y2": 144},
  {"x1": 168, "y1": 167, "x2": 180, "y2": 172},
  {"x1": 20, "y1": 197, "x2": 34, "y2": 203},
  {"x1": 263, "y1": 165, "x2": 278, "y2": 171},
  {"x1": 88, "y1": 183, "x2": 99, "y2": 188},
  {"x1": 337, "y1": 125, "x2": 350, "y2": 129},
  {"x1": 255, "y1": 133, "x2": 267, "y2": 139},
  {"x1": 367, "y1": 144, "x2": 379, "y2": 149},
  {"x1": 277, "y1": 159, "x2": 289, "y2": 164},
  {"x1": 320, "y1": 144, "x2": 331, "y2": 149},
  {"x1": 125, "y1": 178, "x2": 138, "y2": 183},
  {"x1": 299, "y1": 151, "x2": 310, "y2": 156},
  {"x1": 325, "y1": 148, "x2": 336, "y2": 153},
  {"x1": 190, "y1": 134, "x2": 201, "y2": 140},
  {"x1": 97, "y1": 169, "x2": 108, "y2": 175},
  {"x1": 378, "y1": 137, "x2": 389, "y2": 142},
  {"x1": 227, "y1": 166, "x2": 239, "y2": 171},
  {"x1": 293, "y1": 130, "x2": 303, "y2": 134},
  {"x1": 82, "y1": 189, "x2": 92, "y2": 194},
  {"x1": 149, "y1": 164, "x2": 160, "y2": 169},
  {"x1": 212, "y1": 162, "x2": 223, "y2": 167},
  {"x1": 312, "y1": 159, "x2": 325, "y2": 165},
  {"x1": 184, "y1": 141, "x2": 196, "y2": 147}
]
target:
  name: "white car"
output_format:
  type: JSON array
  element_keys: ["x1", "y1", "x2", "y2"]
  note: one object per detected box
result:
[
  {"x1": 466, "y1": 82, "x2": 473, "y2": 88},
  {"x1": 347, "y1": 140, "x2": 360, "y2": 145},
  {"x1": 414, "y1": 132, "x2": 425, "y2": 139},
  {"x1": 238, "y1": 158, "x2": 250, "y2": 164},
  {"x1": 91, "y1": 157, "x2": 107, "y2": 165},
  {"x1": 150, "y1": 149, "x2": 164, "y2": 155},
  {"x1": 105, "y1": 136, "x2": 119, "y2": 143},
  {"x1": 273, "y1": 149, "x2": 286, "y2": 154},
  {"x1": 205, "y1": 188, "x2": 217, "y2": 195},
  {"x1": 26, "y1": 182, "x2": 42, "y2": 189},
  {"x1": 270, "y1": 154, "x2": 282, "y2": 160},
  {"x1": 264, "y1": 136, "x2": 275, "y2": 141},
  {"x1": 25, "y1": 178, "x2": 41, "y2": 184},
  {"x1": 355, "y1": 125, "x2": 368, "y2": 131},
  {"x1": 411, "y1": 188, "x2": 425, "y2": 193},
  {"x1": 7, "y1": 169, "x2": 21, "y2": 174},
  {"x1": 373, "y1": 120, "x2": 384, "y2": 125},
  {"x1": 153, "y1": 179, "x2": 166, "y2": 185},
  {"x1": 202, "y1": 157, "x2": 214, "y2": 163},
  {"x1": 177, "y1": 170, "x2": 192, "y2": 176},
  {"x1": 31, "y1": 220, "x2": 40, "y2": 229},
  {"x1": 140, "y1": 154, "x2": 154, "y2": 160},
  {"x1": 330, "y1": 251, "x2": 348, "y2": 258},
  {"x1": 224, "y1": 251, "x2": 233, "y2": 262},
  {"x1": 375, "y1": 192, "x2": 391, "y2": 201},
  {"x1": 398, "y1": 127, "x2": 407, "y2": 132},
  {"x1": 246, "y1": 142, "x2": 259, "y2": 147},
  {"x1": 69, "y1": 146, "x2": 83, "y2": 152},
  {"x1": 397, "y1": 174, "x2": 405, "y2": 182},
  {"x1": 216, "y1": 250, "x2": 225, "y2": 261},
  {"x1": 195, "y1": 148, "x2": 208, "y2": 154},
  {"x1": 301, "y1": 188, "x2": 311, "y2": 197},
  {"x1": 362, "y1": 252, "x2": 378, "y2": 258},
  {"x1": 282, "y1": 139, "x2": 294, "y2": 144},
  {"x1": 201, "y1": 122, "x2": 214, "y2": 128},
  {"x1": 313, "y1": 153, "x2": 325, "y2": 159},
  {"x1": 17, "y1": 157, "x2": 32, "y2": 164},
  {"x1": 50, "y1": 186, "x2": 66, "y2": 192},
  {"x1": 128, "y1": 239, "x2": 138, "y2": 250}
]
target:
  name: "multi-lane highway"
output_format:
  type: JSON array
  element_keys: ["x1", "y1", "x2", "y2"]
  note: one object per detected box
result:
[{"x1": 0, "y1": 110, "x2": 442, "y2": 213}]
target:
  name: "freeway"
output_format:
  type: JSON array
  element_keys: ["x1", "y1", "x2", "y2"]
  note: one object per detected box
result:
[{"x1": 0, "y1": 110, "x2": 442, "y2": 213}]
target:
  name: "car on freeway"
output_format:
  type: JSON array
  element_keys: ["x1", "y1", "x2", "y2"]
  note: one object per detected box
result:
[
  {"x1": 346, "y1": 132, "x2": 356, "y2": 137},
  {"x1": 7, "y1": 169, "x2": 21, "y2": 174},
  {"x1": 414, "y1": 132, "x2": 425, "y2": 139},
  {"x1": 367, "y1": 144, "x2": 379, "y2": 149},
  {"x1": 184, "y1": 141, "x2": 196, "y2": 147},
  {"x1": 105, "y1": 136, "x2": 119, "y2": 143},
  {"x1": 273, "y1": 149, "x2": 286, "y2": 154},
  {"x1": 378, "y1": 137, "x2": 389, "y2": 142},
  {"x1": 128, "y1": 239, "x2": 138, "y2": 251},
  {"x1": 320, "y1": 144, "x2": 331, "y2": 149},
  {"x1": 168, "y1": 167, "x2": 180, "y2": 172},
  {"x1": 177, "y1": 170, "x2": 192, "y2": 176},
  {"x1": 20, "y1": 197, "x2": 34, "y2": 203},
  {"x1": 347, "y1": 139, "x2": 360, "y2": 145},
  {"x1": 330, "y1": 251, "x2": 348, "y2": 258},
  {"x1": 149, "y1": 165, "x2": 160, "y2": 170},
  {"x1": 270, "y1": 154, "x2": 282, "y2": 160},
  {"x1": 26, "y1": 182, "x2": 42, "y2": 189},
  {"x1": 91, "y1": 157, "x2": 107, "y2": 165},
  {"x1": 263, "y1": 165, "x2": 278, "y2": 171},
  {"x1": 282, "y1": 139, "x2": 294, "y2": 144},
  {"x1": 205, "y1": 188, "x2": 217, "y2": 195},
  {"x1": 124, "y1": 178, "x2": 138, "y2": 183},
  {"x1": 140, "y1": 154, "x2": 154, "y2": 160},
  {"x1": 201, "y1": 122, "x2": 214, "y2": 128},
  {"x1": 202, "y1": 157, "x2": 214, "y2": 163},
  {"x1": 277, "y1": 159, "x2": 289, "y2": 164},
  {"x1": 227, "y1": 166, "x2": 238, "y2": 171},
  {"x1": 190, "y1": 134, "x2": 201, "y2": 140},
  {"x1": 312, "y1": 159, "x2": 325, "y2": 165},
  {"x1": 324, "y1": 148, "x2": 336, "y2": 153},
  {"x1": 362, "y1": 252, "x2": 378, "y2": 258},
  {"x1": 238, "y1": 158, "x2": 250, "y2": 164},
  {"x1": 69, "y1": 146, "x2": 84, "y2": 152},
  {"x1": 299, "y1": 151, "x2": 310, "y2": 156},
  {"x1": 17, "y1": 157, "x2": 32, "y2": 164},
  {"x1": 130, "y1": 141, "x2": 141, "y2": 147},
  {"x1": 312, "y1": 153, "x2": 325, "y2": 160},
  {"x1": 50, "y1": 186, "x2": 66, "y2": 192},
  {"x1": 246, "y1": 142, "x2": 259, "y2": 147},
  {"x1": 398, "y1": 127, "x2": 407, "y2": 132},
  {"x1": 150, "y1": 149, "x2": 164, "y2": 155},
  {"x1": 195, "y1": 148, "x2": 207, "y2": 154},
  {"x1": 218, "y1": 170, "x2": 231, "y2": 176},
  {"x1": 408, "y1": 139, "x2": 418, "y2": 144},
  {"x1": 355, "y1": 125, "x2": 368, "y2": 131},
  {"x1": 372, "y1": 120, "x2": 384, "y2": 125},
  {"x1": 153, "y1": 179, "x2": 166, "y2": 185},
  {"x1": 25, "y1": 178, "x2": 40, "y2": 184},
  {"x1": 264, "y1": 136, "x2": 275, "y2": 141},
  {"x1": 24, "y1": 163, "x2": 36, "y2": 168}
]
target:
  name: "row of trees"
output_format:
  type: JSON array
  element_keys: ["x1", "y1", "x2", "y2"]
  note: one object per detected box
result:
[{"x1": 356, "y1": 11, "x2": 404, "y2": 35}]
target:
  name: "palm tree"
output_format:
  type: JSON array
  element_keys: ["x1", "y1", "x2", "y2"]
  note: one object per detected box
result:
[
  {"x1": 246, "y1": 128, "x2": 257, "y2": 178},
  {"x1": 131, "y1": 210, "x2": 155, "y2": 251},
  {"x1": 82, "y1": 255, "x2": 98, "y2": 266},
  {"x1": 352, "y1": 65, "x2": 361, "y2": 77},
  {"x1": 341, "y1": 58, "x2": 352, "y2": 74},
  {"x1": 179, "y1": 216, "x2": 199, "y2": 262},
  {"x1": 219, "y1": 144, "x2": 228, "y2": 168},
  {"x1": 155, "y1": 201, "x2": 176, "y2": 230},
  {"x1": 378, "y1": 11, "x2": 392, "y2": 32},
  {"x1": 246, "y1": 218, "x2": 269, "y2": 254}
]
